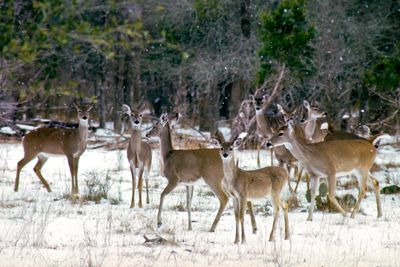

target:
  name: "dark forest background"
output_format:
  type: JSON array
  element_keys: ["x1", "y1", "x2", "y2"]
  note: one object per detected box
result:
[{"x1": 1, "y1": 0, "x2": 400, "y2": 135}]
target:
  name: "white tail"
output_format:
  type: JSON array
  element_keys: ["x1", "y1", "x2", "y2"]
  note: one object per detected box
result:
[
  {"x1": 122, "y1": 103, "x2": 152, "y2": 208},
  {"x1": 268, "y1": 119, "x2": 388, "y2": 220},
  {"x1": 212, "y1": 133, "x2": 289, "y2": 243},
  {"x1": 146, "y1": 112, "x2": 234, "y2": 232},
  {"x1": 15, "y1": 100, "x2": 94, "y2": 194}
]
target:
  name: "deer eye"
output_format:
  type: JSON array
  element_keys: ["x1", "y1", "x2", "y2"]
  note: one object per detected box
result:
[
  {"x1": 278, "y1": 133, "x2": 283, "y2": 137},
  {"x1": 220, "y1": 148, "x2": 223, "y2": 151},
  {"x1": 314, "y1": 108, "x2": 318, "y2": 111},
  {"x1": 139, "y1": 114, "x2": 143, "y2": 117},
  {"x1": 229, "y1": 148, "x2": 233, "y2": 151}
]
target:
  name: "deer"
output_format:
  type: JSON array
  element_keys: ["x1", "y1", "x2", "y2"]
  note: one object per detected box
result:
[
  {"x1": 301, "y1": 100, "x2": 334, "y2": 143},
  {"x1": 146, "y1": 112, "x2": 258, "y2": 232},
  {"x1": 231, "y1": 99, "x2": 257, "y2": 147},
  {"x1": 122, "y1": 103, "x2": 152, "y2": 208},
  {"x1": 249, "y1": 93, "x2": 285, "y2": 167},
  {"x1": 15, "y1": 100, "x2": 94, "y2": 194},
  {"x1": 267, "y1": 119, "x2": 388, "y2": 220},
  {"x1": 212, "y1": 133, "x2": 289, "y2": 243},
  {"x1": 319, "y1": 122, "x2": 383, "y2": 218},
  {"x1": 275, "y1": 103, "x2": 304, "y2": 193}
]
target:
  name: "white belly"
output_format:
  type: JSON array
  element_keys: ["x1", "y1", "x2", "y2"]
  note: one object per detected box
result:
[
  {"x1": 39, "y1": 152, "x2": 65, "y2": 158},
  {"x1": 180, "y1": 178, "x2": 206, "y2": 186}
]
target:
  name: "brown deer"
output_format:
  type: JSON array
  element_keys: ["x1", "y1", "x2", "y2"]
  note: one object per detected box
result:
[
  {"x1": 15, "y1": 100, "x2": 94, "y2": 194},
  {"x1": 320, "y1": 122, "x2": 383, "y2": 217},
  {"x1": 122, "y1": 103, "x2": 152, "y2": 208},
  {"x1": 146, "y1": 112, "x2": 258, "y2": 232},
  {"x1": 275, "y1": 104, "x2": 303, "y2": 193},
  {"x1": 301, "y1": 100, "x2": 333, "y2": 143},
  {"x1": 212, "y1": 133, "x2": 289, "y2": 243},
  {"x1": 267, "y1": 119, "x2": 388, "y2": 220},
  {"x1": 249, "y1": 93, "x2": 285, "y2": 167}
]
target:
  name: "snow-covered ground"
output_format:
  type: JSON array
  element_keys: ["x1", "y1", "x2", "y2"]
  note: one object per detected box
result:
[{"x1": 0, "y1": 127, "x2": 400, "y2": 267}]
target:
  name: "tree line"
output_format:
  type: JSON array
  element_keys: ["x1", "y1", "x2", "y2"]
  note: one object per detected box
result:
[{"x1": 1, "y1": 0, "x2": 400, "y2": 135}]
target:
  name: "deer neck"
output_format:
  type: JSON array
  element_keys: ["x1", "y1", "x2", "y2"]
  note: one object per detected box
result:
[
  {"x1": 255, "y1": 111, "x2": 273, "y2": 139},
  {"x1": 284, "y1": 125, "x2": 313, "y2": 162},
  {"x1": 77, "y1": 119, "x2": 89, "y2": 142},
  {"x1": 221, "y1": 156, "x2": 238, "y2": 184},
  {"x1": 304, "y1": 117, "x2": 317, "y2": 141},
  {"x1": 159, "y1": 124, "x2": 174, "y2": 163},
  {"x1": 129, "y1": 128, "x2": 143, "y2": 148}
]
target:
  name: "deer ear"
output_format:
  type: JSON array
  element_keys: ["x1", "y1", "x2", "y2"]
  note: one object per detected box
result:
[
  {"x1": 233, "y1": 138, "x2": 243, "y2": 148},
  {"x1": 122, "y1": 104, "x2": 131, "y2": 114},
  {"x1": 138, "y1": 103, "x2": 146, "y2": 112},
  {"x1": 277, "y1": 104, "x2": 283, "y2": 113},
  {"x1": 73, "y1": 100, "x2": 80, "y2": 109},
  {"x1": 210, "y1": 137, "x2": 221, "y2": 147},
  {"x1": 160, "y1": 112, "x2": 169, "y2": 126},
  {"x1": 169, "y1": 113, "x2": 181, "y2": 126},
  {"x1": 249, "y1": 94, "x2": 254, "y2": 101},
  {"x1": 87, "y1": 102, "x2": 94, "y2": 111},
  {"x1": 303, "y1": 100, "x2": 310, "y2": 110}
]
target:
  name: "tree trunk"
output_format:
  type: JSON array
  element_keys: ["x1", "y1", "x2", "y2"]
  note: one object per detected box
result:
[{"x1": 99, "y1": 74, "x2": 106, "y2": 129}]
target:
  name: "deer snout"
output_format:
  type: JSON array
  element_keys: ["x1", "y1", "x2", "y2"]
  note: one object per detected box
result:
[
  {"x1": 82, "y1": 116, "x2": 88, "y2": 120},
  {"x1": 266, "y1": 142, "x2": 273, "y2": 148},
  {"x1": 134, "y1": 120, "x2": 140, "y2": 124},
  {"x1": 223, "y1": 153, "x2": 229, "y2": 158}
]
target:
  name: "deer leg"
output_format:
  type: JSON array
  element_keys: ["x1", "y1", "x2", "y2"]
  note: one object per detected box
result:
[
  {"x1": 257, "y1": 139, "x2": 261, "y2": 167},
  {"x1": 240, "y1": 197, "x2": 247, "y2": 243},
  {"x1": 307, "y1": 177, "x2": 319, "y2": 221},
  {"x1": 186, "y1": 185, "x2": 194, "y2": 230},
  {"x1": 350, "y1": 171, "x2": 368, "y2": 219},
  {"x1": 34, "y1": 155, "x2": 51, "y2": 193},
  {"x1": 145, "y1": 167, "x2": 150, "y2": 204},
  {"x1": 208, "y1": 182, "x2": 229, "y2": 232},
  {"x1": 73, "y1": 156, "x2": 80, "y2": 193},
  {"x1": 327, "y1": 175, "x2": 347, "y2": 217},
  {"x1": 270, "y1": 147, "x2": 274, "y2": 166},
  {"x1": 157, "y1": 178, "x2": 179, "y2": 228},
  {"x1": 129, "y1": 161, "x2": 137, "y2": 208},
  {"x1": 294, "y1": 166, "x2": 303, "y2": 194},
  {"x1": 15, "y1": 153, "x2": 37, "y2": 192},
  {"x1": 247, "y1": 201, "x2": 257, "y2": 234},
  {"x1": 268, "y1": 195, "x2": 280, "y2": 242},
  {"x1": 138, "y1": 164, "x2": 145, "y2": 208},
  {"x1": 232, "y1": 197, "x2": 240, "y2": 244},
  {"x1": 66, "y1": 156, "x2": 77, "y2": 194},
  {"x1": 367, "y1": 172, "x2": 382, "y2": 218},
  {"x1": 280, "y1": 197, "x2": 290, "y2": 240},
  {"x1": 282, "y1": 162, "x2": 294, "y2": 194}
]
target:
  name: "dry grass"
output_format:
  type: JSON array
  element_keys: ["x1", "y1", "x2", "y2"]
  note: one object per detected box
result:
[
  {"x1": 286, "y1": 195, "x2": 302, "y2": 211},
  {"x1": 171, "y1": 203, "x2": 185, "y2": 212},
  {"x1": 0, "y1": 200, "x2": 19, "y2": 208}
]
